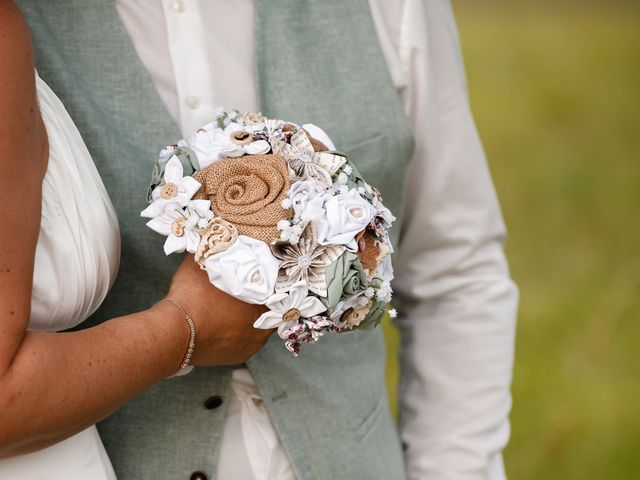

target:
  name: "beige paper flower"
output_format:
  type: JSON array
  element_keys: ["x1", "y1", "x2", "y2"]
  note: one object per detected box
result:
[
  {"x1": 271, "y1": 128, "x2": 346, "y2": 188},
  {"x1": 271, "y1": 224, "x2": 345, "y2": 296},
  {"x1": 194, "y1": 217, "x2": 238, "y2": 268}
]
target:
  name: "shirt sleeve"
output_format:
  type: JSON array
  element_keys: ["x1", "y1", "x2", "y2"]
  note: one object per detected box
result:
[{"x1": 391, "y1": 1, "x2": 518, "y2": 478}]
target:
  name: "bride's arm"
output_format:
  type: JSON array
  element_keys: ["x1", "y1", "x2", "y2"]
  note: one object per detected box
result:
[{"x1": 0, "y1": 3, "x2": 271, "y2": 458}]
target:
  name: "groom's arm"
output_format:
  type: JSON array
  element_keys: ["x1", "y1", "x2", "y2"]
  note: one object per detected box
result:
[{"x1": 393, "y1": 1, "x2": 518, "y2": 478}]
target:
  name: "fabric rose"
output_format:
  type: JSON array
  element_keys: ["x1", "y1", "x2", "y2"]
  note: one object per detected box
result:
[
  {"x1": 194, "y1": 217, "x2": 238, "y2": 267},
  {"x1": 204, "y1": 235, "x2": 280, "y2": 304},
  {"x1": 321, "y1": 252, "x2": 369, "y2": 310},
  {"x1": 188, "y1": 122, "x2": 271, "y2": 169},
  {"x1": 316, "y1": 189, "x2": 377, "y2": 250},
  {"x1": 193, "y1": 154, "x2": 292, "y2": 244}
]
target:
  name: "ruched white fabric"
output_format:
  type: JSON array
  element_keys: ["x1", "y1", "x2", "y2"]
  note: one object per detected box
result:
[{"x1": 0, "y1": 74, "x2": 120, "y2": 480}]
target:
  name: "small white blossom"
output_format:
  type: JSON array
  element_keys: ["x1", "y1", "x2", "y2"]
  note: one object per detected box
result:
[
  {"x1": 389, "y1": 308, "x2": 398, "y2": 319},
  {"x1": 343, "y1": 164, "x2": 353, "y2": 175},
  {"x1": 337, "y1": 172, "x2": 348, "y2": 185},
  {"x1": 338, "y1": 185, "x2": 349, "y2": 195},
  {"x1": 376, "y1": 281, "x2": 393, "y2": 303},
  {"x1": 281, "y1": 198, "x2": 293, "y2": 209},
  {"x1": 364, "y1": 287, "x2": 375, "y2": 298},
  {"x1": 277, "y1": 219, "x2": 291, "y2": 231}
]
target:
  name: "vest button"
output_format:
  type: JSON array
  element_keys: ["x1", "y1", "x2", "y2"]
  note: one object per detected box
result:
[
  {"x1": 204, "y1": 395, "x2": 223, "y2": 410},
  {"x1": 190, "y1": 472, "x2": 207, "y2": 480}
]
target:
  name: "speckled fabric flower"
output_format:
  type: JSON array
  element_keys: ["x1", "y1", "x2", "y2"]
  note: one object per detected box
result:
[
  {"x1": 271, "y1": 225, "x2": 345, "y2": 296},
  {"x1": 271, "y1": 128, "x2": 346, "y2": 188},
  {"x1": 194, "y1": 217, "x2": 238, "y2": 267}
]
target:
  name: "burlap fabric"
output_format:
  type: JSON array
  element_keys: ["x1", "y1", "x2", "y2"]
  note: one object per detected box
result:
[{"x1": 193, "y1": 154, "x2": 292, "y2": 243}]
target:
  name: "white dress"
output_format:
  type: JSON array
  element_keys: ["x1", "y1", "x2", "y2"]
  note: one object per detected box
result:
[{"x1": 0, "y1": 74, "x2": 120, "y2": 479}]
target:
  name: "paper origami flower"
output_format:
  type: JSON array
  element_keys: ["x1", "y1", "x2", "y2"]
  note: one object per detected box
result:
[
  {"x1": 141, "y1": 156, "x2": 202, "y2": 219},
  {"x1": 271, "y1": 128, "x2": 346, "y2": 188},
  {"x1": 271, "y1": 224, "x2": 345, "y2": 296},
  {"x1": 204, "y1": 235, "x2": 280, "y2": 304},
  {"x1": 253, "y1": 281, "x2": 327, "y2": 336}
]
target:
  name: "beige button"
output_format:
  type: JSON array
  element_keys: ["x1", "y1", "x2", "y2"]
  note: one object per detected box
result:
[
  {"x1": 160, "y1": 182, "x2": 178, "y2": 200},
  {"x1": 171, "y1": 219, "x2": 187, "y2": 237},
  {"x1": 229, "y1": 130, "x2": 253, "y2": 145},
  {"x1": 282, "y1": 308, "x2": 301, "y2": 323},
  {"x1": 172, "y1": 1, "x2": 186, "y2": 13},
  {"x1": 185, "y1": 95, "x2": 201, "y2": 109}
]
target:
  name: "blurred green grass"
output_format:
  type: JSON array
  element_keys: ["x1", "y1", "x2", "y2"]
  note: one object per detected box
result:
[{"x1": 384, "y1": 2, "x2": 640, "y2": 478}]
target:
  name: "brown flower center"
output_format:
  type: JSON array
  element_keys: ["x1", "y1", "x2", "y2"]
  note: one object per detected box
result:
[
  {"x1": 230, "y1": 130, "x2": 253, "y2": 145},
  {"x1": 282, "y1": 308, "x2": 301, "y2": 323},
  {"x1": 171, "y1": 218, "x2": 187, "y2": 237}
]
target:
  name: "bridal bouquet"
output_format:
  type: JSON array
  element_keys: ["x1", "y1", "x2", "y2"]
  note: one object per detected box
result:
[{"x1": 141, "y1": 109, "x2": 396, "y2": 356}]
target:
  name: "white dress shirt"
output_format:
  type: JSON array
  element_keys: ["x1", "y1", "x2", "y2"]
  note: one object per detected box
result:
[{"x1": 115, "y1": 1, "x2": 518, "y2": 478}]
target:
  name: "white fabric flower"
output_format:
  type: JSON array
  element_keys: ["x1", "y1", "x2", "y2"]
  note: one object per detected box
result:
[
  {"x1": 141, "y1": 156, "x2": 201, "y2": 219},
  {"x1": 389, "y1": 308, "x2": 398, "y2": 319},
  {"x1": 288, "y1": 180, "x2": 328, "y2": 223},
  {"x1": 301, "y1": 123, "x2": 336, "y2": 151},
  {"x1": 187, "y1": 122, "x2": 271, "y2": 169},
  {"x1": 315, "y1": 189, "x2": 377, "y2": 250},
  {"x1": 204, "y1": 235, "x2": 280, "y2": 304},
  {"x1": 330, "y1": 292, "x2": 371, "y2": 325},
  {"x1": 146, "y1": 200, "x2": 211, "y2": 255},
  {"x1": 253, "y1": 281, "x2": 327, "y2": 337}
]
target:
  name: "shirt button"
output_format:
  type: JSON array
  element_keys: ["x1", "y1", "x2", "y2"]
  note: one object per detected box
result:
[
  {"x1": 190, "y1": 472, "x2": 207, "y2": 480},
  {"x1": 203, "y1": 395, "x2": 223, "y2": 410},
  {"x1": 172, "y1": 1, "x2": 186, "y2": 13},
  {"x1": 185, "y1": 95, "x2": 201, "y2": 110}
]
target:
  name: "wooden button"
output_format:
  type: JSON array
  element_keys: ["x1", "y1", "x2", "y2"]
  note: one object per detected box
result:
[
  {"x1": 204, "y1": 395, "x2": 223, "y2": 410},
  {"x1": 190, "y1": 472, "x2": 208, "y2": 480},
  {"x1": 171, "y1": 219, "x2": 187, "y2": 237},
  {"x1": 282, "y1": 308, "x2": 301, "y2": 323},
  {"x1": 160, "y1": 182, "x2": 178, "y2": 199},
  {"x1": 229, "y1": 130, "x2": 253, "y2": 145}
]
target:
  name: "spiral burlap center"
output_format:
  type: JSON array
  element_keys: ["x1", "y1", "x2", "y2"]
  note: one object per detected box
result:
[{"x1": 193, "y1": 154, "x2": 292, "y2": 243}]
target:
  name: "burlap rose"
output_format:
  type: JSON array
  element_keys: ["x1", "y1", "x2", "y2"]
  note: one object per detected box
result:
[
  {"x1": 193, "y1": 154, "x2": 292, "y2": 243},
  {"x1": 194, "y1": 217, "x2": 238, "y2": 268}
]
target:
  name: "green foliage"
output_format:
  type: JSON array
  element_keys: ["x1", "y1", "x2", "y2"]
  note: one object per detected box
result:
[{"x1": 384, "y1": 2, "x2": 640, "y2": 478}]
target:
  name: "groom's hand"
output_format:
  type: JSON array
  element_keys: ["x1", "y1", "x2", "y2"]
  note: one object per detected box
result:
[{"x1": 164, "y1": 256, "x2": 273, "y2": 366}]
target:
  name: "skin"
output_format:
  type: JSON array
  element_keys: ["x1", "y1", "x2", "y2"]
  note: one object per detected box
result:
[{"x1": 0, "y1": 1, "x2": 272, "y2": 459}]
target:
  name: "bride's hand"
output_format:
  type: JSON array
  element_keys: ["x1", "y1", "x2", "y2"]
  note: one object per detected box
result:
[{"x1": 162, "y1": 256, "x2": 273, "y2": 366}]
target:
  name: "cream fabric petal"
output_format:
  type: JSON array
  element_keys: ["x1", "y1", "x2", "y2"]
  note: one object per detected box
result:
[
  {"x1": 146, "y1": 216, "x2": 172, "y2": 235},
  {"x1": 163, "y1": 156, "x2": 183, "y2": 184},
  {"x1": 164, "y1": 234, "x2": 185, "y2": 255}
]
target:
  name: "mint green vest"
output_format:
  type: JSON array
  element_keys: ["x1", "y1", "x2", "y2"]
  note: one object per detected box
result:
[{"x1": 18, "y1": 1, "x2": 414, "y2": 478}]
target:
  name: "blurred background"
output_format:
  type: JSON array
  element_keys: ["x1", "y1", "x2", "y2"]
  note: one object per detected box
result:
[{"x1": 384, "y1": 1, "x2": 640, "y2": 478}]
